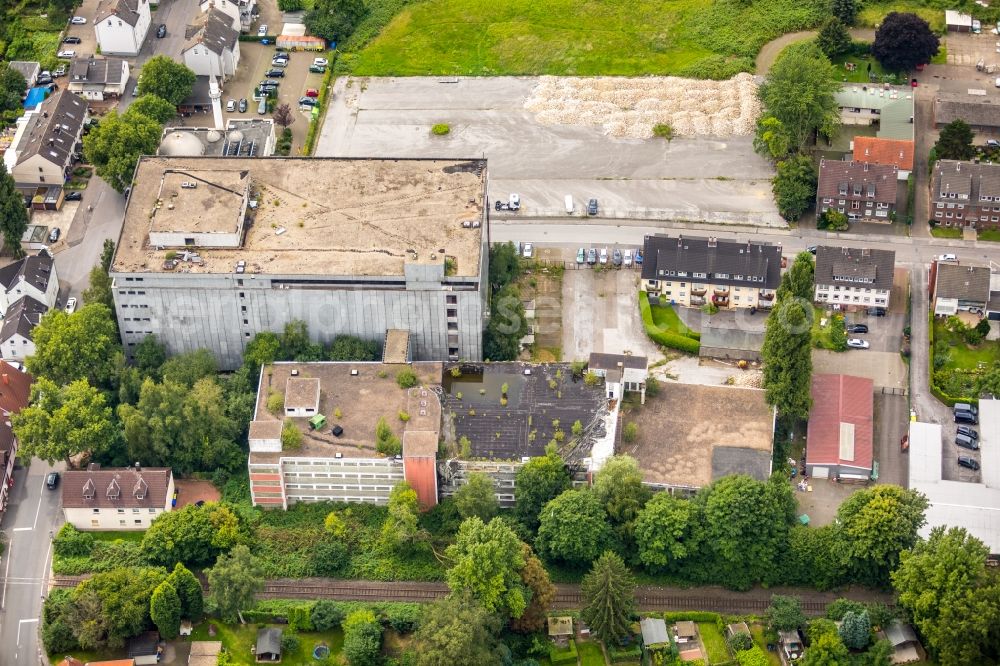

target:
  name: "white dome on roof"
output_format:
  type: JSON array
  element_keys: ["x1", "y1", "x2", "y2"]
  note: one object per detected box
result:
[
  {"x1": 227, "y1": 130, "x2": 244, "y2": 143},
  {"x1": 206, "y1": 130, "x2": 222, "y2": 143},
  {"x1": 158, "y1": 131, "x2": 205, "y2": 157}
]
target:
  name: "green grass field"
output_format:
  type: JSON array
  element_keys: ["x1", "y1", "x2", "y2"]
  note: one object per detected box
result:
[
  {"x1": 934, "y1": 319, "x2": 1000, "y2": 370},
  {"x1": 578, "y1": 640, "x2": 607, "y2": 665},
  {"x1": 750, "y1": 624, "x2": 782, "y2": 666},
  {"x1": 829, "y1": 52, "x2": 890, "y2": 83},
  {"x1": 931, "y1": 226, "x2": 963, "y2": 239},
  {"x1": 698, "y1": 622, "x2": 731, "y2": 664},
  {"x1": 649, "y1": 303, "x2": 699, "y2": 338},
  {"x1": 347, "y1": 0, "x2": 827, "y2": 77},
  {"x1": 858, "y1": 1, "x2": 945, "y2": 31},
  {"x1": 978, "y1": 229, "x2": 1000, "y2": 242}
]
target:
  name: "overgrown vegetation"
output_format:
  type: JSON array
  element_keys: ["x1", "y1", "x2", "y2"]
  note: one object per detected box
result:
[{"x1": 638, "y1": 292, "x2": 701, "y2": 354}]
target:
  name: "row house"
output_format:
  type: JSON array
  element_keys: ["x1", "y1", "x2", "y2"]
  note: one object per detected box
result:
[
  {"x1": 814, "y1": 246, "x2": 895, "y2": 309},
  {"x1": 816, "y1": 160, "x2": 898, "y2": 223},
  {"x1": 931, "y1": 160, "x2": 1000, "y2": 230}
]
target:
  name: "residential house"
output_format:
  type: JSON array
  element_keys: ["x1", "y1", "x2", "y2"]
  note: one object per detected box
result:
[
  {"x1": 182, "y1": 8, "x2": 241, "y2": 82},
  {"x1": 931, "y1": 159, "x2": 1000, "y2": 229},
  {"x1": 640, "y1": 234, "x2": 782, "y2": 310},
  {"x1": 0, "y1": 362, "x2": 32, "y2": 513},
  {"x1": 67, "y1": 57, "x2": 130, "y2": 101},
  {"x1": 9, "y1": 61, "x2": 40, "y2": 90},
  {"x1": 199, "y1": 0, "x2": 256, "y2": 32},
  {"x1": 931, "y1": 262, "x2": 991, "y2": 316},
  {"x1": 7, "y1": 91, "x2": 87, "y2": 200},
  {"x1": 94, "y1": 0, "x2": 151, "y2": 56},
  {"x1": 814, "y1": 246, "x2": 895, "y2": 309},
  {"x1": 852, "y1": 136, "x2": 914, "y2": 180},
  {"x1": 835, "y1": 85, "x2": 914, "y2": 140},
  {"x1": 945, "y1": 9, "x2": 974, "y2": 31},
  {"x1": 61, "y1": 465, "x2": 174, "y2": 530},
  {"x1": 587, "y1": 352, "x2": 648, "y2": 403},
  {"x1": 0, "y1": 249, "x2": 59, "y2": 312},
  {"x1": 806, "y1": 374, "x2": 875, "y2": 480},
  {"x1": 934, "y1": 92, "x2": 1000, "y2": 133},
  {"x1": 817, "y1": 160, "x2": 898, "y2": 223},
  {"x1": 0, "y1": 296, "x2": 48, "y2": 362}
]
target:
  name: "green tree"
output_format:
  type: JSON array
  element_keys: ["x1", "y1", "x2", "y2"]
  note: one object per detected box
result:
[
  {"x1": 207, "y1": 544, "x2": 264, "y2": 623},
  {"x1": 777, "y1": 252, "x2": 816, "y2": 303},
  {"x1": 380, "y1": 481, "x2": 422, "y2": 552},
  {"x1": 167, "y1": 562, "x2": 204, "y2": 620},
  {"x1": 767, "y1": 595, "x2": 806, "y2": 632},
  {"x1": 892, "y1": 527, "x2": 1000, "y2": 665},
  {"x1": 634, "y1": 493, "x2": 702, "y2": 571},
  {"x1": 413, "y1": 592, "x2": 503, "y2": 666},
  {"x1": 127, "y1": 94, "x2": 178, "y2": 123},
  {"x1": 244, "y1": 331, "x2": 282, "y2": 369},
  {"x1": 831, "y1": 0, "x2": 858, "y2": 24},
  {"x1": 817, "y1": 209, "x2": 849, "y2": 231},
  {"x1": 83, "y1": 109, "x2": 162, "y2": 192},
  {"x1": 758, "y1": 42, "x2": 839, "y2": 150},
  {"x1": 872, "y1": 12, "x2": 940, "y2": 72},
  {"x1": 866, "y1": 640, "x2": 895, "y2": 666},
  {"x1": 581, "y1": 551, "x2": 635, "y2": 646},
  {"x1": 375, "y1": 415, "x2": 401, "y2": 456},
  {"x1": 802, "y1": 631, "x2": 850, "y2": 666},
  {"x1": 453, "y1": 472, "x2": 500, "y2": 521},
  {"x1": 41, "y1": 589, "x2": 79, "y2": 654},
  {"x1": 0, "y1": 63, "x2": 27, "y2": 115},
  {"x1": 305, "y1": 0, "x2": 368, "y2": 42},
  {"x1": 536, "y1": 489, "x2": 614, "y2": 565},
  {"x1": 761, "y1": 298, "x2": 813, "y2": 419},
  {"x1": 978, "y1": 366, "x2": 1000, "y2": 398},
  {"x1": 71, "y1": 567, "x2": 167, "y2": 648},
  {"x1": 281, "y1": 418, "x2": 302, "y2": 450},
  {"x1": 26, "y1": 303, "x2": 120, "y2": 387},
  {"x1": 510, "y1": 544, "x2": 555, "y2": 633},
  {"x1": 838, "y1": 609, "x2": 871, "y2": 649},
  {"x1": 934, "y1": 119, "x2": 976, "y2": 161},
  {"x1": 445, "y1": 516, "x2": 527, "y2": 618},
  {"x1": 488, "y1": 241, "x2": 522, "y2": 291},
  {"x1": 141, "y1": 502, "x2": 247, "y2": 568},
  {"x1": 160, "y1": 348, "x2": 218, "y2": 387},
  {"x1": 279, "y1": 319, "x2": 311, "y2": 359},
  {"x1": 312, "y1": 600, "x2": 344, "y2": 631},
  {"x1": 773, "y1": 154, "x2": 818, "y2": 221},
  {"x1": 149, "y1": 580, "x2": 181, "y2": 639},
  {"x1": 82, "y1": 264, "x2": 115, "y2": 313},
  {"x1": 753, "y1": 116, "x2": 793, "y2": 161},
  {"x1": 592, "y1": 454, "x2": 651, "y2": 549},
  {"x1": 12, "y1": 378, "x2": 117, "y2": 465},
  {"x1": 342, "y1": 609, "x2": 383, "y2": 666},
  {"x1": 0, "y1": 162, "x2": 28, "y2": 258},
  {"x1": 328, "y1": 335, "x2": 380, "y2": 361},
  {"x1": 138, "y1": 56, "x2": 196, "y2": 106},
  {"x1": 837, "y1": 485, "x2": 928, "y2": 585},
  {"x1": 514, "y1": 446, "x2": 571, "y2": 530},
  {"x1": 816, "y1": 17, "x2": 851, "y2": 58},
  {"x1": 133, "y1": 335, "x2": 167, "y2": 378},
  {"x1": 484, "y1": 283, "x2": 528, "y2": 361}
]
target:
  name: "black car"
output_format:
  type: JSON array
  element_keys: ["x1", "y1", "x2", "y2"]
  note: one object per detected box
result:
[
  {"x1": 958, "y1": 455, "x2": 980, "y2": 471},
  {"x1": 265, "y1": 69, "x2": 286, "y2": 78},
  {"x1": 587, "y1": 198, "x2": 598, "y2": 215},
  {"x1": 867, "y1": 307, "x2": 887, "y2": 317},
  {"x1": 846, "y1": 323, "x2": 868, "y2": 334},
  {"x1": 156, "y1": 23, "x2": 166, "y2": 38},
  {"x1": 63, "y1": 36, "x2": 82, "y2": 44},
  {"x1": 956, "y1": 434, "x2": 979, "y2": 451},
  {"x1": 46, "y1": 472, "x2": 60, "y2": 489},
  {"x1": 238, "y1": 98, "x2": 248, "y2": 113},
  {"x1": 957, "y1": 425, "x2": 979, "y2": 440},
  {"x1": 955, "y1": 409, "x2": 978, "y2": 425},
  {"x1": 64, "y1": 191, "x2": 83, "y2": 201}
]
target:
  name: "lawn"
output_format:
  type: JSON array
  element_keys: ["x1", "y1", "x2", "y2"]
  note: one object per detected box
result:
[
  {"x1": 750, "y1": 624, "x2": 782, "y2": 666},
  {"x1": 90, "y1": 530, "x2": 144, "y2": 543},
  {"x1": 931, "y1": 226, "x2": 963, "y2": 239},
  {"x1": 978, "y1": 229, "x2": 1000, "y2": 242},
  {"x1": 346, "y1": 0, "x2": 828, "y2": 77},
  {"x1": 649, "y1": 303, "x2": 699, "y2": 338},
  {"x1": 812, "y1": 308, "x2": 847, "y2": 351},
  {"x1": 829, "y1": 52, "x2": 891, "y2": 84},
  {"x1": 578, "y1": 640, "x2": 607, "y2": 666},
  {"x1": 698, "y1": 622, "x2": 731, "y2": 664},
  {"x1": 934, "y1": 319, "x2": 1000, "y2": 370},
  {"x1": 190, "y1": 621, "x2": 344, "y2": 665},
  {"x1": 858, "y1": 1, "x2": 945, "y2": 32}
]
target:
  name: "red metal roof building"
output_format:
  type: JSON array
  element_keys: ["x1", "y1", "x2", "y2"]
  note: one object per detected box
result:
[
  {"x1": 852, "y1": 136, "x2": 915, "y2": 177},
  {"x1": 806, "y1": 374, "x2": 874, "y2": 480}
]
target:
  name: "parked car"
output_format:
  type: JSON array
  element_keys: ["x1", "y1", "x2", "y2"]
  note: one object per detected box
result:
[
  {"x1": 956, "y1": 434, "x2": 980, "y2": 450},
  {"x1": 987, "y1": 139, "x2": 1000, "y2": 149},
  {"x1": 954, "y1": 402, "x2": 979, "y2": 416},
  {"x1": 305, "y1": 88, "x2": 319, "y2": 97},
  {"x1": 955, "y1": 409, "x2": 979, "y2": 425},
  {"x1": 587, "y1": 198, "x2": 598, "y2": 215},
  {"x1": 587, "y1": 248, "x2": 597, "y2": 265},
  {"x1": 261, "y1": 79, "x2": 281, "y2": 87},
  {"x1": 867, "y1": 307, "x2": 887, "y2": 317},
  {"x1": 958, "y1": 455, "x2": 981, "y2": 471},
  {"x1": 599, "y1": 248, "x2": 608, "y2": 264},
  {"x1": 957, "y1": 425, "x2": 979, "y2": 440},
  {"x1": 298, "y1": 96, "x2": 318, "y2": 107},
  {"x1": 634, "y1": 248, "x2": 643, "y2": 265},
  {"x1": 37, "y1": 72, "x2": 53, "y2": 85},
  {"x1": 64, "y1": 297, "x2": 77, "y2": 313},
  {"x1": 258, "y1": 24, "x2": 268, "y2": 37},
  {"x1": 259, "y1": 84, "x2": 277, "y2": 95},
  {"x1": 272, "y1": 59, "x2": 289, "y2": 68},
  {"x1": 623, "y1": 249, "x2": 633, "y2": 267},
  {"x1": 64, "y1": 191, "x2": 82, "y2": 201},
  {"x1": 226, "y1": 99, "x2": 236, "y2": 112},
  {"x1": 57, "y1": 50, "x2": 76, "y2": 58},
  {"x1": 938, "y1": 253, "x2": 958, "y2": 262},
  {"x1": 63, "y1": 36, "x2": 81, "y2": 44},
  {"x1": 806, "y1": 245, "x2": 817, "y2": 254},
  {"x1": 266, "y1": 69, "x2": 285, "y2": 78},
  {"x1": 846, "y1": 323, "x2": 868, "y2": 333},
  {"x1": 576, "y1": 248, "x2": 585, "y2": 264},
  {"x1": 239, "y1": 98, "x2": 248, "y2": 113},
  {"x1": 309, "y1": 64, "x2": 326, "y2": 73},
  {"x1": 612, "y1": 248, "x2": 622, "y2": 266},
  {"x1": 46, "y1": 472, "x2": 60, "y2": 489},
  {"x1": 522, "y1": 243, "x2": 533, "y2": 259},
  {"x1": 70, "y1": 16, "x2": 87, "y2": 24},
  {"x1": 53, "y1": 65, "x2": 66, "y2": 77},
  {"x1": 48, "y1": 227, "x2": 60, "y2": 242},
  {"x1": 313, "y1": 57, "x2": 329, "y2": 67},
  {"x1": 156, "y1": 23, "x2": 166, "y2": 38},
  {"x1": 847, "y1": 338, "x2": 870, "y2": 349}
]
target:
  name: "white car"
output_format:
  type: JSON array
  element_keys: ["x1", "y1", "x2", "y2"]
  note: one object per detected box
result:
[
  {"x1": 996, "y1": 76, "x2": 1000, "y2": 88},
  {"x1": 522, "y1": 243, "x2": 533, "y2": 259},
  {"x1": 599, "y1": 247, "x2": 608, "y2": 264},
  {"x1": 258, "y1": 24, "x2": 268, "y2": 36},
  {"x1": 623, "y1": 249, "x2": 633, "y2": 267},
  {"x1": 226, "y1": 99, "x2": 236, "y2": 112},
  {"x1": 70, "y1": 16, "x2": 87, "y2": 24},
  {"x1": 313, "y1": 57, "x2": 329, "y2": 67},
  {"x1": 938, "y1": 253, "x2": 958, "y2": 262},
  {"x1": 57, "y1": 50, "x2": 76, "y2": 58},
  {"x1": 64, "y1": 297, "x2": 78, "y2": 314},
  {"x1": 847, "y1": 338, "x2": 870, "y2": 349},
  {"x1": 509, "y1": 193, "x2": 520, "y2": 210}
]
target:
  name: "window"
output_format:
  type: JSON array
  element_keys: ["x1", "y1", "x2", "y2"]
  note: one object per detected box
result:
[
  {"x1": 852, "y1": 201, "x2": 860, "y2": 210},
  {"x1": 91, "y1": 520, "x2": 99, "y2": 527},
  {"x1": 92, "y1": 508, "x2": 100, "y2": 514},
  {"x1": 936, "y1": 203, "x2": 944, "y2": 209},
  {"x1": 447, "y1": 309, "x2": 457, "y2": 318},
  {"x1": 734, "y1": 275, "x2": 742, "y2": 280},
  {"x1": 132, "y1": 508, "x2": 140, "y2": 514},
  {"x1": 135, "y1": 519, "x2": 142, "y2": 525},
  {"x1": 120, "y1": 520, "x2": 126, "y2": 526},
  {"x1": 446, "y1": 295, "x2": 457, "y2": 304},
  {"x1": 117, "y1": 508, "x2": 125, "y2": 514},
  {"x1": 946, "y1": 213, "x2": 953, "y2": 218}
]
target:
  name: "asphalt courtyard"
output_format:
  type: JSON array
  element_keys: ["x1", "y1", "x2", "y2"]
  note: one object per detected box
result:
[{"x1": 316, "y1": 76, "x2": 782, "y2": 225}]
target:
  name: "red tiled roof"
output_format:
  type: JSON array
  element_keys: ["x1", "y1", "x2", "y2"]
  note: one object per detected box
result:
[
  {"x1": 0, "y1": 361, "x2": 32, "y2": 458},
  {"x1": 806, "y1": 374, "x2": 874, "y2": 471},
  {"x1": 853, "y1": 137, "x2": 915, "y2": 172}
]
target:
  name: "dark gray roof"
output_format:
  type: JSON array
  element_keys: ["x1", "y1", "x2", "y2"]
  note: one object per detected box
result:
[
  {"x1": 0, "y1": 249, "x2": 55, "y2": 293},
  {"x1": 885, "y1": 621, "x2": 918, "y2": 647},
  {"x1": 184, "y1": 8, "x2": 239, "y2": 56},
  {"x1": 815, "y1": 246, "x2": 895, "y2": 291},
  {"x1": 641, "y1": 234, "x2": 782, "y2": 290},
  {"x1": 934, "y1": 93, "x2": 1000, "y2": 128},
  {"x1": 711, "y1": 446, "x2": 771, "y2": 482},
  {"x1": 128, "y1": 631, "x2": 160, "y2": 656},
  {"x1": 699, "y1": 327, "x2": 765, "y2": 352},
  {"x1": 96, "y1": 0, "x2": 144, "y2": 26},
  {"x1": 8, "y1": 61, "x2": 39, "y2": 85},
  {"x1": 69, "y1": 57, "x2": 127, "y2": 86},
  {"x1": 0, "y1": 296, "x2": 47, "y2": 343},
  {"x1": 933, "y1": 160, "x2": 1000, "y2": 203},
  {"x1": 935, "y1": 263, "x2": 991, "y2": 302},
  {"x1": 16, "y1": 91, "x2": 87, "y2": 170},
  {"x1": 817, "y1": 160, "x2": 898, "y2": 204},
  {"x1": 256, "y1": 627, "x2": 282, "y2": 655},
  {"x1": 588, "y1": 352, "x2": 647, "y2": 372},
  {"x1": 988, "y1": 291, "x2": 1000, "y2": 313}
]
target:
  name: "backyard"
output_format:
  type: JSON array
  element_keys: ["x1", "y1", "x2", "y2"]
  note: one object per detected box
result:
[
  {"x1": 932, "y1": 316, "x2": 1000, "y2": 398},
  {"x1": 638, "y1": 294, "x2": 702, "y2": 354},
  {"x1": 189, "y1": 622, "x2": 344, "y2": 665},
  {"x1": 345, "y1": 0, "x2": 829, "y2": 77}
]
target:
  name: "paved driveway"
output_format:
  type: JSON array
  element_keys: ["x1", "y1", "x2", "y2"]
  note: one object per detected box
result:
[{"x1": 61, "y1": 0, "x2": 101, "y2": 59}]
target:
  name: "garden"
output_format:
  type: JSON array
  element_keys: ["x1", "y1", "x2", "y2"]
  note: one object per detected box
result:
[
  {"x1": 638, "y1": 292, "x2": 701, "y2": 354},
  {"x1": 931, "y1": 314, "x2": 999, "y2": 402},
  {"x1": 812, "y1": 308, "x2": 848, "y2": 352}
]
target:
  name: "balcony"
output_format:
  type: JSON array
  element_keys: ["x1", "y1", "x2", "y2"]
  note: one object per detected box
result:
[
  {"x1": 691, "y1": 287, "x2": 707, "y2": 297},
  {"x1": 690, "y1": 296, "x2": 706, "y2": 306},
  {"x1": 712, "y1": 294, "x2": 729, "y2": 306},
  {"x1": 758, "y1": 291, "x2": 774, "y2": 301},
  {"x1": 713, "y1": 287, "x2": 730, "y2": 296}
]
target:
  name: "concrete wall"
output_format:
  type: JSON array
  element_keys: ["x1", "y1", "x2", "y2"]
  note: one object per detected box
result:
[
  {"x1": 12, "y1": 154, "x2": 65, "y2": 189},
  {"x1": 2, "y1": 334, "x2": 35, "y2": 362}
]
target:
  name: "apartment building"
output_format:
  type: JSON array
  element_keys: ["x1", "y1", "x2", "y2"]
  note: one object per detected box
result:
[
  {"x1": 61, "y1": 465, "x2": 174, "y2": 530},
  {"x1": 93, "y1": 0, "x2": 151, "y2": 56},
  {"x1": 109, "y1": 157, "x2": 489, "y2": 369},
  {"x1": 182, "y1": 8, "x2": 241, "y2": 82},
  {"x1": 814, "y1": 246, "x2": 895, "y2": 309},
  {"x1": 640, "y1": 234, "x2": 781, "y2": 310},
  {"x1": 816, "y1": 160, "x2": 898, "y2": 223},
  {"x1": 931, "y1": 160, "x2": 1000, "y2": 230}
]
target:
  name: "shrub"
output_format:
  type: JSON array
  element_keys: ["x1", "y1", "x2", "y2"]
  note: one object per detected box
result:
[
  {"x1": 431, "y1": 123, "x2": 450, "y2": 135},
  {"x1": 280, "y1": 632, "x2": 301, "y2": 654},
  {"x1": 623, "y1": 422, "x2": 638, "y2": 443},
  {"x1": 281, "y1": 418, "x2": 303, "y2": 450},
  {"x1": 825, "y1": 598, "x2": 866, "y2": 621},
  {"x1": 583, "y1": 371, "x2": 601, "y2": 386},
  {"x1": 267, "y1": 390, "x2": 284, "y2": 413},
  {"x1": 549, "y1": 638, "x2": 578, "y2": 665},
  {"x1": 375, "y1": 416, "x2": 401, "y2": 456},
  {"x1": 735, "y1": 646, "x2": 769, "y2": 666},
  {"x1": 652, "y1": 123, "x2": 674, "y2": 140},
  {"x1": 53, "y1": 524, "x2": 94, "y2": 557},
  {"x1": 639, "y1": 291, "x2": 701, "y2": 354},
  {"x1": 645, "y1": 376, "x2": 661, "y2": 397},
  {"x1": 398, "y1": 410, "x2": 410, "y2": 422},
  {"x1": 312, "y1": 600, "x2": 345, "y2": 630},
  {"x1": 396, "y1": 368, "x2": 418, "y2": 388},
  {"x1": 728, "y1": 632, "x2": 753, "y2": 651}
]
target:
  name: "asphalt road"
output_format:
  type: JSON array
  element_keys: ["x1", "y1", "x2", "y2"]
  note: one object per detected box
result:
[{"x1": 0, "y1": 461, "x2": 64, "y2": 666}]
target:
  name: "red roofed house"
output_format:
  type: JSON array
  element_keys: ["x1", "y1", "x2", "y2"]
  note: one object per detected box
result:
[
  {"x1": 853, "y1": 136, "x2": 915, "y2": 180},
  {"x1": 0, "y1": 361, "x2": 32, "y2": 514},
  {"x1": 806, "y1": 374, "x2": 874, "y2": 481}
]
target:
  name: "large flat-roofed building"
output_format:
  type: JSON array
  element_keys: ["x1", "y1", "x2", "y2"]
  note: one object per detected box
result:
[{"x1": 110, "y1": 157, "x2": 489, "y2": 369}]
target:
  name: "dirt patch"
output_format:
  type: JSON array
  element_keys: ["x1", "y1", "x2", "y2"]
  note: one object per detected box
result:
[
  {"x1": 174, "y1": 479, "x2": 221, "y2": 508},
  {"x1": 518, "y1": 255, "x2": 564, "y2": 361}
]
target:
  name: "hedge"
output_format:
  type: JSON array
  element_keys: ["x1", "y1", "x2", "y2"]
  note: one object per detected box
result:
[
  {"x1": 549, "y1": 638, "x2": 578, "y2": 665},
  {"x1": 244, "y1": 598, "x2": 423, "y2": 633},
  {"x1": 928, "y1": 311, "x2": 976, "y2": 406},
  {"x1": 608, "y1": 644, "x2": 643, "y2": 663},
  {"x1": 303, "y1": 58, "x2": 337, "y2": 155},
  {"x1": 638, "y1": 291, "x2": 701, "y2": 354}
]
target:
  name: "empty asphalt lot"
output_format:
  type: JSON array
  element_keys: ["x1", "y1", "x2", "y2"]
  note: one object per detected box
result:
[{"x1": 316, "y1": 77, "x2": 782, "y2": 225}]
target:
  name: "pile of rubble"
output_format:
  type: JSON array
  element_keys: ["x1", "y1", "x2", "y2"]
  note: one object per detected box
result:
[{"x1": 523, "y1": 73, "x2": 761, "y2": 138}]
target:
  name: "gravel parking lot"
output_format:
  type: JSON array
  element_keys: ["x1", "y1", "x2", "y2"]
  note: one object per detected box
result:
[
  {"x1": 317, "y1": 76, "x2": 782, "y2": 225},
  {"x1": 60, "y1": 0, "x2": 101, "y2": 60}
]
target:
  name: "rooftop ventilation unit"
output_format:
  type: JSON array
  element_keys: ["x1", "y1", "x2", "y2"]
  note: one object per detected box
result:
[{"x1": 180, "y1": 181, "x2": 197, "y2": 189}]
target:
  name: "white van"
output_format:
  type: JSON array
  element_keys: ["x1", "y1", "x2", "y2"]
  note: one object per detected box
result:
[
  {"x1": 564, "y1": 195, "x2": 573, "y2": 214},
  {"x1": 258, "y1": 98, "x2": 267, "y2": 115}
]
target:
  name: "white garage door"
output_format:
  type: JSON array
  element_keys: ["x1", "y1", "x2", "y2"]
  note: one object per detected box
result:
[{"x1": 811, "y1": 467, "x2": 830, "y2": 479}]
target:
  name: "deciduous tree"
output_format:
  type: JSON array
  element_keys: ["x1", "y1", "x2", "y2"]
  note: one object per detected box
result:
[
  {"x1": 934, "y1": 119, "x2": 976, "y2": 161},
  {"x1": 453, "y1": 472, "x2": 500, "y2": 521},
  {"x1": 71, "y1": 567, "x2": 167, "y2": 648},
  {"x1": 773, "y1": 154, "x2": 818, "y2": 221},
  {"x1": 510, "y1": 544, "x2": 555, "y2": 633},
  {"x1": 758, "y1": 42, "x2": 839, "y2": 150},
  {"x1": 837, "y1": 485, "x2": 928, "y2": 585},
  {"x1": 634, "y1": 492, "x2": 702, "y2": 571},
  {"x1": 306, "y1": 0, "x2": 368, "y2": 42},
  {"x1": 445, "y1": 516, "x2": 527, "y2": 618},
  {"x1": 514, "y1": 446, "x2": 571, "y2": 530},
  {"x1": 342, "y1": 609, "x2": 383, "y2": 666},
  {"x1": 753, "y1": 116, "x2": 793, "y2": 161},
  {"x1": 767, "y1": 595, "x2": 806, "y2": 632},
  {"x1": 0, "y1": 162, "x2": 28, "y2": 258},
  {"x1": 414, "y1": 592, "x2": 502, "y2": 666},
  {"x1": 244, "y1": 331, "x2": 282, "y2": 369},
  {"x1": 761, "y1": 298, "x2": 813, "y2": 419},
  {"x1": 581, "y1": 551, "x2": 635, "y2": 645},
  {"x1": 159, "y1": 348, "x2": 218, "y2": 387},
  {"x1": 380, "y1": 481, "x2": 422, "y2": 552},
  {"x1": 872, "y1": 12, "x2": 940, "y2": 72},
  {"x1": 839, "y1": 609, "x2": 871, "y2": 649},
  {"x1": 484, "y1": 283, "x2": 528, "y2": 361},
  {"x1": 138, "y1": 56, "x2": 196, "y2": 106},
  {"x1": 83, "y1": 109, "x2": 162, "y2": 192},
  {"x1": 141, "y1": 502, "x2": 247, "y2": 568},
  {"x1": 802, "y1": 631, "x2": 850, "y2": 666},
  {"x1": 133, "y1": 335, "x2": 167, "y2": 378},
  {"x1": 536, "y1": 488, "x2": 614, "y2": 565},
  {"x1": 327, "y1": 334, "x2": 380, "y2": 361},
  {"x1": 26, "y1": 303, "x2": 120, "y2": 387},
  {"x1": 592, "y1": 454, "x2": 651, "y2": 549},
  {"x1": 273, "y1": 103, "x2": 294, "y2": 128},
  {"x1": 207, "y1": 544, "x2": 264, "y2": 623},
  {"x1": 127, "y1": 94, "x2": 178, "y2": 123},
  {"x1": 0, "y1": 63, "x2": 27, "y2": 116},
  {"x1": 150, "y1": 580, "x2": 181, "y2": 639}
]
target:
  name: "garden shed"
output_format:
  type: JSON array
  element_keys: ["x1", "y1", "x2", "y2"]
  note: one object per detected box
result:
[
  {"x1": 256, "y1": 627, "x2": 283, "y2": 662},
  {"x1": 640, "y1": 617, "x2": 670, "y2": 649}
]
